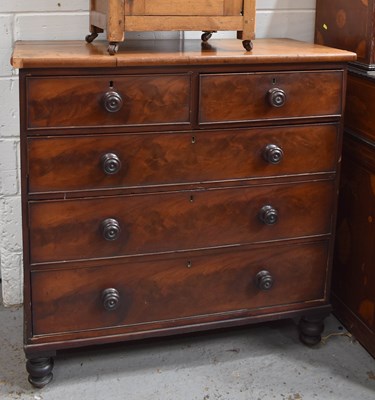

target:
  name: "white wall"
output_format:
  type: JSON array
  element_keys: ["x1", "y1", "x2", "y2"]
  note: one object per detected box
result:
[{"x1": 0, "y1": 0, "x2": 316, "y2": 306}]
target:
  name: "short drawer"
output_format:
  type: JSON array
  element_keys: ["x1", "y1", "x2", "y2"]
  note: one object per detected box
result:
[
  {"x1": 27, "y1": 124, "x2": 339, "y2": 194},
  {"x1": 31, "y1": 241, "x2": 329, "y2": 335},
  {"x1": 26, "y1": 74, "x2": 191, "y2": 130},
  {"x1": 199, "y1": 70, "x2": 344, "y2": 124},
  {"x1": 128, "y1": 0, "x2": 242, "y2": 15},
  {"x1": 29, "y1": 180, "x2": 334, "y2": 264}
]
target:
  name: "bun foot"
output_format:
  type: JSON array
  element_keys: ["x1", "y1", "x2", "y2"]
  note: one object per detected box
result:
[
  {"x1": 26, "y1": 357, "x2": 54, "y2": 388},
  {"x1": 299, "y1": 315, "x2": 326, "y2": 346}
]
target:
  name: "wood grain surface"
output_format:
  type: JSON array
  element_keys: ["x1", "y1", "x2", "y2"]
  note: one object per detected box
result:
[{"x1": 11, "y1": 39, "x2": 356, "y2": 69}]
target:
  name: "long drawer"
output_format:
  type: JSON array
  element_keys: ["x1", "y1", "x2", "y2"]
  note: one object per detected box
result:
[
  {"x1": 26, "y1": 74, "x2": 191, "y2": 130},
  {"x1": 27, "y1": 124, "x2": 339, "y2": 194},
  {"x1": 199, "y1": 70, "x2": 344, "y2": 124},
  {"x1": 29, "y1": 180, "x2": 334, "y2": 264},
  {"x1": 31, "y1": 241, "x2": 329, "y2": 335}
]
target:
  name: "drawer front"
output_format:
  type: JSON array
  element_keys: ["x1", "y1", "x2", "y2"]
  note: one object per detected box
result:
[
  {"x1": 29, "y1": 181, "x2": 334, "y2": 264},
  {"x1": 129, "y1": 0, "x2": 236, "y2": 16},
  {"x1": 126, "y1": 0, "x2": 242, "y2": 16},
  {"x1": 26, "y1": 74, "x2": 191, "y2": 130},
  {"x1": 31, "y1": 241, "x2": 329, "y2": 335},
  {"x1": 28, "y1": 124, "x2": 339, "y2": 194},
  {"x1": 199, "y1": 71, "x2": 343, "y2": 124}
]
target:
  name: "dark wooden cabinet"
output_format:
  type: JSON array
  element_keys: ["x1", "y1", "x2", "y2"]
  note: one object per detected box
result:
[
  {"x1": 315, "y1": 1, "x2": 375, "y2": 358},
  {"x1": 11, "y1": 39, "x2": 355, "y2": 387},
  {"x1": 333, "y1": 73, "x2": 375, "y2": 358},
  {"x1": 315, "y1": 0, "x2": 375, "y2": 70}
]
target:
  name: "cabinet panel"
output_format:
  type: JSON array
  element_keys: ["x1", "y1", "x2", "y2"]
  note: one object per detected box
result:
[
  {"x1": 315, "y1": 0, "x2": 375, "y2": 68},
  {"x1": 345, "y1": 73, "x2": 375, "y2": 143},
  {"x1": 333, "y1": 132, "x2": 375, "y2": 358}
]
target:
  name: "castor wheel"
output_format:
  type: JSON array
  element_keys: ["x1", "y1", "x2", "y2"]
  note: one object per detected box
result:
[
  {"x1": 201, "y1": 31, "x2": 215, "y2": 42},
  {"x1": 242, "y1": 40, "x2": 253, "y2": 52},
  {"x1": 108, "y1": 42, "x2": 119, "y2": 55},
  {"x1": 85, "y1": 32, "x2": 98, "y2": 44}
]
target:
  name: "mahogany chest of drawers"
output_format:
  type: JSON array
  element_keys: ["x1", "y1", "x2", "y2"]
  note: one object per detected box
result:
[{"x1": 11, "y1": 39, "x2": 355, "y2": 387}]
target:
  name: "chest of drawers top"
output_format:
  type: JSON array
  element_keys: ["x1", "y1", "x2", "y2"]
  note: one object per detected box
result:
[{"x1": 11, "y1": 38, "x2": 356, "y2": 68}]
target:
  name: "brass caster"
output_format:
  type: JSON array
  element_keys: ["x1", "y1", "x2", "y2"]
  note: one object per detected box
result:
[
  {"x1": 201, "y1": 31, "x2": 215, "y2": 42},
  {"x1": 85, "y1": 33, "x2": 99, "y2": 44},
  {"x1": 243, "y1": 40, "x2": 253, "y2": 52},
  {"x1": 108, "y1": 42, "x2": 119, "y2": 55}
]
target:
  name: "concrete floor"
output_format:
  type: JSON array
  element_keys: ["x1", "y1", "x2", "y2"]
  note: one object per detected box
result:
[{"x1": 0, "y1": 297, "x2": 374, "y2": 400}]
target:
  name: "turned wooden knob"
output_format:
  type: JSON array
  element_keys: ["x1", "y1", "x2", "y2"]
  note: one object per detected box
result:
[
  {"x1": 255, "y1": 270, "x2": 274, "y2": 290},
  {"x1": 263, "y1": 144, "x2": 284, "y2": 164},
  {"x1": 102, "y1": 288, "x2": 120, "y2": 311},
  {"x1": 267, "y1": 88, "x2": 286, "y2": 107},
  {"x1": 101, "y1": 153, "x2": 122, "y2": 175},
  {"x1": 100, "y1": 218, "x2": 121, "y2": 241},
  {"x1": 102, "y1": 90, "x2": 123, "y2": 113},
  {"x1": 259, "y1": 205, "x2": 278, "y2": 225}
]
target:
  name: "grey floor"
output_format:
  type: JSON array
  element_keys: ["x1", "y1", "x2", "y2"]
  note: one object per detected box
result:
[{"x1": 1, "y1": 295, "x2": 374, "y2": 400}]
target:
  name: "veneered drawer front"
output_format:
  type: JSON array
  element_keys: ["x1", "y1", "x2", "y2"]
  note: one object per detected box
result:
[
  {"x1": 31, "y1": 241, "x2": 329, "y2": 335},
  {"x1": 28, "y1": 124, "x2": 339, "y2": 194},
  {"x1": 199, "y1": 70, "x2": 343, "y2": 124},
  {"x1": 29, "y1": 181, "x2": 334, "y2": 264},
  {"x1": 26, "y1": 74, "x2": 191, "y2": 130}
]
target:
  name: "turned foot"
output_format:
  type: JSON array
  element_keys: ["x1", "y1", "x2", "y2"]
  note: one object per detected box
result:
[
  {"x1": 299, "y1": 315, "x2": 326, "y2": 346},
  {"x1": 26, "y1": 357, "x2": 54, "y2": 388}
]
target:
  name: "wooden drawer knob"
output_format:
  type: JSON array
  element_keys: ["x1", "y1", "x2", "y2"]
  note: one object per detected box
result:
[
  {"x1": 267, "y1": 88, "x2": 286, "y2": 107},
  {"x1": 259, "y1": 205, "x2": 278, "y2": 225},
  {"x1": 255, "y1": 270, "x2": 274, "y2": 290},
  {"x1": 100, "y1": 218, "x2": 121, "y2": 241},
  {"x1": 263, "y1": 144, "x2": 284, "y2": 164},
  {"x1": 101, "y1": 153, "x2": 122, "y2": 175},
  {"x1": 102, "y1": 90, "x2": 123, "y2": 113},
  {"x1": 102, "y1": 288, "x2": 120, "y2": 311}
]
